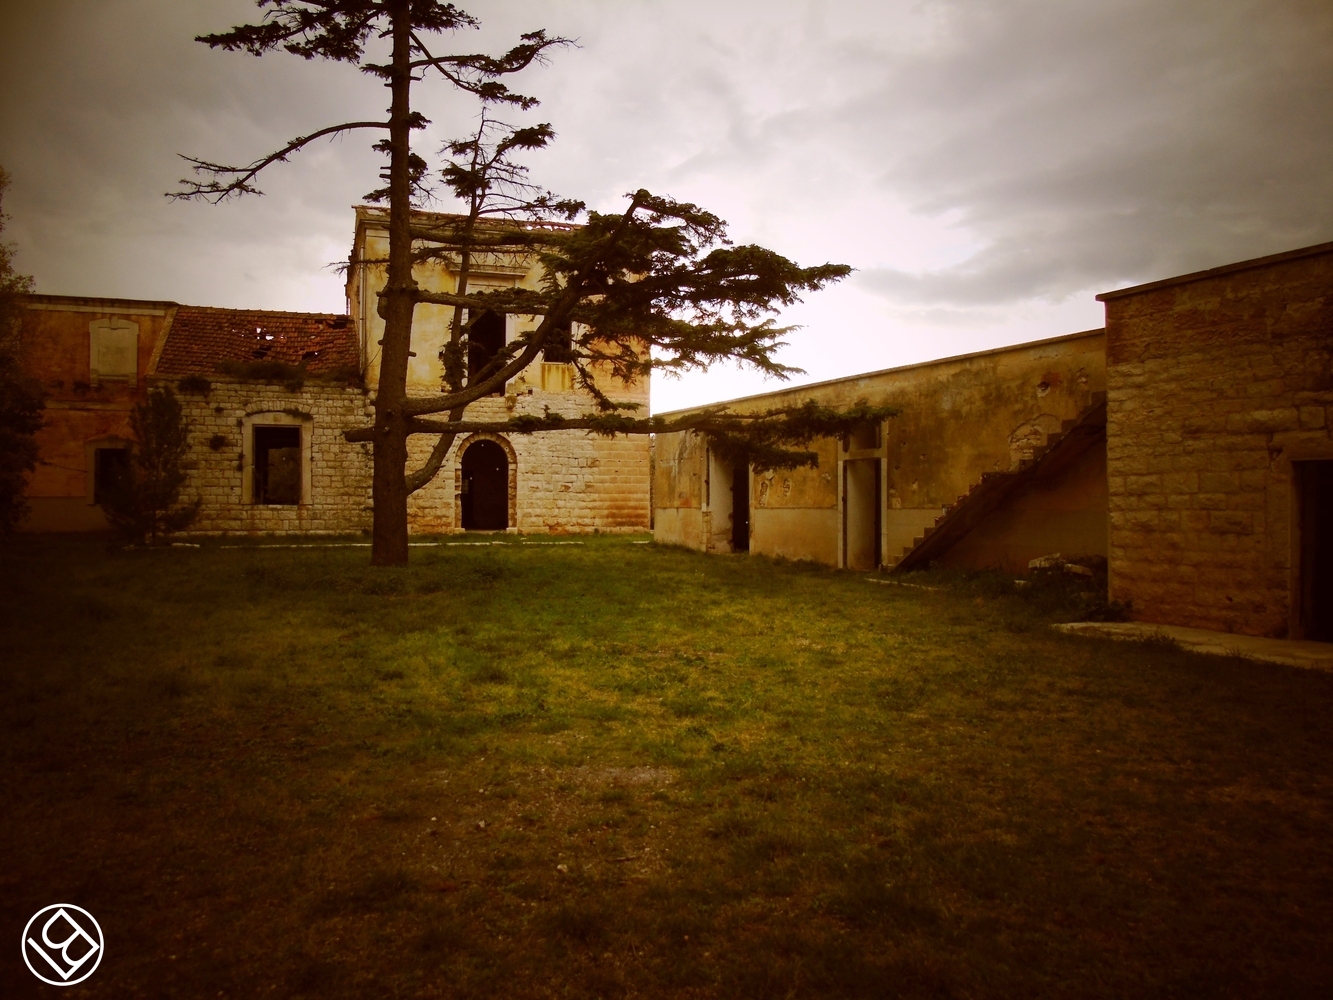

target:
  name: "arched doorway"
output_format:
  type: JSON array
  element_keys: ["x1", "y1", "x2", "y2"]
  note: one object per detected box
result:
[{"x1": 461, "y1": 439, "x2": 509, "y2": 530}]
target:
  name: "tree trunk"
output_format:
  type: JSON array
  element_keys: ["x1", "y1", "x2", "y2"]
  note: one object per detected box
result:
[{"x1": 371, "y1": 1, "x2": 417, "y2": 566}]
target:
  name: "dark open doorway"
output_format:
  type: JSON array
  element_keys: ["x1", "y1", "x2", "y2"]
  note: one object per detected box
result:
[
  {"x1": 1297, "y1": 460, "x2": 1333, "y2": 641},
  {"x1": 843, "y1": 458, "x2": 881, "y2": 571},
  {"x1": 461, "y1": 440, "x2": 509, "y2": 530},
  {"x1": 254, "y1": 426, "x2": 301, "y2": 505},
  {"x1": 731, "y1": 459, "x2": 750, "y2": 552},
  {"x1": 93, "y1": 447, "x2": 130, "y2": 506},
  {"x1": 467, "y1": 310, "x2": 506, "y2": 390}
]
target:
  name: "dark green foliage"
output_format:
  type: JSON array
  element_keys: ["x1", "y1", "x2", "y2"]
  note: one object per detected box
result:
[
  {"x1": 0, "y1": 168, "x2": 43, "y2": 534},
  {"x1": 216, "y1": 359, "x2": 305, "y2": 390},
  {"x1": 101, "y1": 385, "x2": 200, "y2": 544},
  {"x1": 177, "y1": 374, "x2": 212, "y2": 394},
  {"x1": 409, "y1": 189, "x2": 856, "y2": 411},
  {"x1": 215, "y1": 358, "x2": 361, "y2": 390}
]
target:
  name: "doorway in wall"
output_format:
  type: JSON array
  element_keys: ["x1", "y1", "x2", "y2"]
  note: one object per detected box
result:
[
  {"x1": 731, "y1": 459, "x2": 750, "y2": 553},
  {"x1": 93, "y1": 447, "x2": 130, "y2": 506},
  {"x1": 461, "y1": 439, "x2": 509, "y2": 530},
  {"x1": 1297, "y1": 460, "x2": 1333, "y2": 641},
  {"x1": 844, "y1": 459, "x2": 881, "y2": 570}
]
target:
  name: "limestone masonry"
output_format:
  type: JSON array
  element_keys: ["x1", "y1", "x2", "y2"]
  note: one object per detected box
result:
[{"x1": 18, "y1": 207, "x2": 652, "y2": 538}]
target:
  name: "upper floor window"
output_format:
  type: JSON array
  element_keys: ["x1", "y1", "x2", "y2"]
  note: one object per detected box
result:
[
  {"x1": 467, "y1": 310, "x2": 506, "y2": 389},
  {"x1": 543, "y1": 320, "x2": 575, "y2": 364}
]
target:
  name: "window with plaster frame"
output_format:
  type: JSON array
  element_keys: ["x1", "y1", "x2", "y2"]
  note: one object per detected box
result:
[{"x1": 89, "y1": 318, "x2": 139, "y2": 381}]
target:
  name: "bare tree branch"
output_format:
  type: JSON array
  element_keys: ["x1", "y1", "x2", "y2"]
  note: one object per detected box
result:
[{"x1": 169, "y1": 121, "x2": 390, "y2": 203}]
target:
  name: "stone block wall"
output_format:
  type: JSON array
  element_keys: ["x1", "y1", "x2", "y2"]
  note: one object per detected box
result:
[
  {"x1": 1100, "y1": 244, "x2": 1333, "y2": 637},
  {"x1": 166, "y1": 371, "x2": 650, "y2": 538},
  {"x1": 170, "y1": 377, "x2": 375, "y2": 536},
  {"x1": 406, "y1": 383, "x2": 651, "y2": 534}
]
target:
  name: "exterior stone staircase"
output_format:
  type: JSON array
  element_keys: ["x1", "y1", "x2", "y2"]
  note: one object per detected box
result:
[{"x1": 888, "y1": 393, "x2": 1107, "y2": 573}]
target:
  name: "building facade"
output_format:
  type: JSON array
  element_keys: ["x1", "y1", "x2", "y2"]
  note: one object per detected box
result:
[
  {"x1": 655, "y1": 329, "x2": 1108, "y2": 571},
  {"x1": 1099, "y1": 243, "x2": 1333, "y2": 640},
  {"x1": 655, "y1": 241, "x2": 1333, "y2": 642},
  {"x1": 16, "y1": 208, "x2": 652, "y2": 537}
]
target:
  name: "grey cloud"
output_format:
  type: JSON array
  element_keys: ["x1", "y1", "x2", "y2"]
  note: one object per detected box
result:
[
  {"x1": 849, "y1": 0, "x2": 1333, "y2": 304},
  {"x1": 2, "y1": 0, "x2": 1329, "y2": 328}
]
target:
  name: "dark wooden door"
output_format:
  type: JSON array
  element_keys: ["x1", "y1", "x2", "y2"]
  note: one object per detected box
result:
[
  {"x1": 1298, "y1": 460, "x2": 1333, "y2": 641},
  {"x1": 731, "y1": 459, "x2": 749, "y2": 552},
  {"x1": 461, "y1": 440, "x2": 509, "y2": 530}
]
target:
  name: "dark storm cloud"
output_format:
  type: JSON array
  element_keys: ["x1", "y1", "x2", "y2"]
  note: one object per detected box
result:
[
  {"x1": 852, "y1": 0, "x2": 1333, "y2": 304},
  {"x1": 0, "y1": 0, "x2": 416, "y2": 307}
]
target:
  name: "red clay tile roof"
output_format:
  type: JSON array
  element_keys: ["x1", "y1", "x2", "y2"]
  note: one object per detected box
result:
[{"x1": 155, "y1": 306, "x2": 359, "y2": 377}]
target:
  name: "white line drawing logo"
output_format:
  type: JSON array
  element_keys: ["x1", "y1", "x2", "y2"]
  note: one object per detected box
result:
[{"x1": 22, "y1": 905, "x2": 104, "y2": 986}]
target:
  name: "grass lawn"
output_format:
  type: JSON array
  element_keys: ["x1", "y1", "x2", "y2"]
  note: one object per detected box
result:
[{"x1": 2, "y1": 535, "x2": 1332, "y2": 998}]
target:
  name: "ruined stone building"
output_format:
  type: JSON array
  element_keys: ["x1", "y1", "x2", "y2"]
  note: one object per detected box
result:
[
  {"x1": 15, "y1": 214, "x2": 1330, "y2": 640},
  {"x1": 16, "y1": 208, "x2": 652, "y2": 536},
  {"x1": 656, "y1": 242, "x2": 1333, "y2": 642}
]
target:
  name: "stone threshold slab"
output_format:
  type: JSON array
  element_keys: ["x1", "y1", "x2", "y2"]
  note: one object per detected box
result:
[{"x1": 1052, "y1": 622, "x2": 1333, "y2": 672}]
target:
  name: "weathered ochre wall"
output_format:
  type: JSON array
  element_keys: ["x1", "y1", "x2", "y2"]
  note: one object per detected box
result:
[
  {"x1": 1101, "y1": 243, "x2": 1333, "y2": 638},
  {"x1": 19, "y1": 296, "x2": 176, "y2": 531},
  {"x1": 938, "y1": 435, "x2": 1108, "y2": 571},
  {"x1": 652, "y1": 425, "x2": 706, "y2": 549},
  {"x1": 748, "y1": 439, "x2": 840, "y2": 562},
  {"x1": 655, "y1": 330, "x2": 1107, "y2": 567}
]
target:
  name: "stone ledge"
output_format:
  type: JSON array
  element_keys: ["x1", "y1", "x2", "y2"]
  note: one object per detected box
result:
[{"x1": 1052, "y1": 621, "x2": 1333, "y2": 671}]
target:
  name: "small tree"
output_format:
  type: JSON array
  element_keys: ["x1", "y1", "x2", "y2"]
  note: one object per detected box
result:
[
  {"x1": 102, "y1": 386, "x2": 200, "y2": 545},
  {"x1": 0, "y1": 166, "x2": 44, "y2": 534}
]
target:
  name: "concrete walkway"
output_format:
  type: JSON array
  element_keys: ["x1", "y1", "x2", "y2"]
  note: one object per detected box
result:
[{"x1": 1052, "y1": 621, "x2": 1333, "y2": 672}]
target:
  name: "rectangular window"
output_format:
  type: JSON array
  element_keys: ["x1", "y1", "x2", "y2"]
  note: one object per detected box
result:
[
  {"x1": 254, "y1": 426, "x2": 302, "y2": 505},
  {"x1": 93, "y1": 448, "x2": 130, "y2": 506}
]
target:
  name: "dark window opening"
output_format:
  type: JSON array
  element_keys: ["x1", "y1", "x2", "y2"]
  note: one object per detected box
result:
[
  {"x1": 254, "y1": 426, "x2": 301, "y2": 505},
  {"x1": 1298, "y1": 460, "x2": 1333, "y2": 641},
  {"x1": 93, "y1": 447, "x2": 130, "y2": 506},
  {"x1": 461, "y1": 440, "x2": 509, "y2": 530},
  {"x1": 544, "y1": 320, "x2": 575, "y2": 363},
  {"x1": 467, "y1": 310, "x2": 506, "y2": 391},
  {"x1": 731, "y1": 459, "x2": 750, "y2": 553}
]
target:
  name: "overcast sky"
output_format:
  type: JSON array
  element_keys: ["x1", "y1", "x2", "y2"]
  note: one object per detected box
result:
[{"x1": 2, "y1": 0, "x2": 1330, "y2": 412}]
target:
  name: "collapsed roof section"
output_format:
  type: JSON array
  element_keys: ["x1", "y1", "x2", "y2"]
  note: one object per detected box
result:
[{"x1": 155, "y1": 306, "x2": 358, "y2": 378}]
